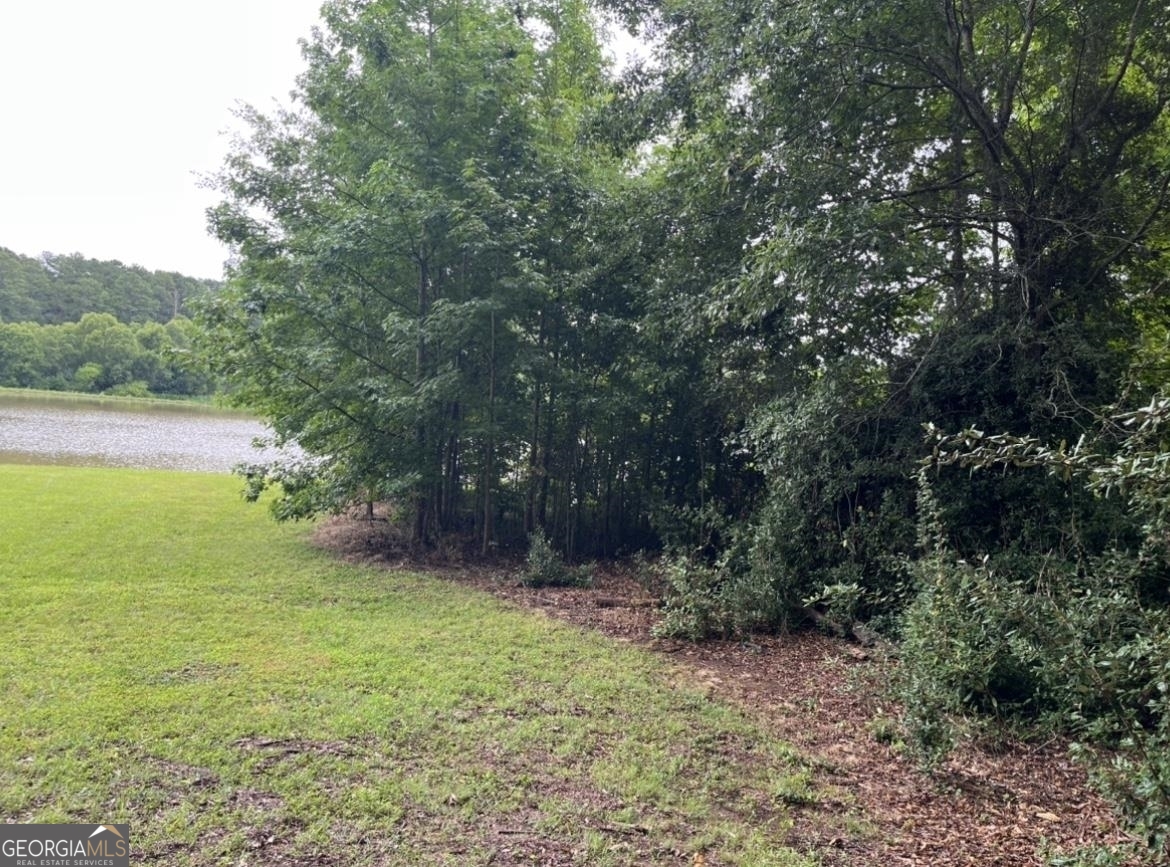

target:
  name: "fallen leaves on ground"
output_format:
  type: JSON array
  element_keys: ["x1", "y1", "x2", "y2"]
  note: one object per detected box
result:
[{"x1": 314, "y1": 516, "x2": 1139, "y2": 866}]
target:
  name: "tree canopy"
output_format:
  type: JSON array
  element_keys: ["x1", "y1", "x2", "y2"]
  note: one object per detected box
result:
[
  {"x1": 0, "y1": 314, "x2": 214, "y2": 396},
  {"x1": 207, "y1": 0, "x2": 1170, "y2": 562},
  {"x1": 0, "y1": 247, "x2": 219, "y2": 325},
  {"x1": 0, "y1": 249, "x2": 219, "y2": 396},
  {"x1": 596, "y1": 0, "x2": 1170, "y2": 609},
  {"x1": 205, "y1": 0, "x2": 670, "y2": 551}
]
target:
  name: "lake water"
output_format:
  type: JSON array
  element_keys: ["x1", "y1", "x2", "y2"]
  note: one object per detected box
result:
[{"x1": 0, "y1": 393, "x2": 288, "y2": 473}]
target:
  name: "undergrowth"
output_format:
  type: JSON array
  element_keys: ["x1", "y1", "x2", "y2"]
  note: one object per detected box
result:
[{"x1": 899, "y1": 408, "x2": 1170, "y2": 864}]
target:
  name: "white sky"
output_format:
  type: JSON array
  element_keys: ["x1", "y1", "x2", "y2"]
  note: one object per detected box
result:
[
  {"x1": 0, "y1": 1, "x2": 325, "y2": 280},
  {"x1": 0, "y1": 3, "x2": 644, "y2": 283}
]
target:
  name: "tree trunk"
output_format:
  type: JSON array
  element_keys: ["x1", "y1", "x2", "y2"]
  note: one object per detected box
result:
[
  {"x1": 482, "y1": 310, "x2": 496, "y2": 555},
  {"x1": 414, "y1": 256, "x2": 431, "y2": 544}
]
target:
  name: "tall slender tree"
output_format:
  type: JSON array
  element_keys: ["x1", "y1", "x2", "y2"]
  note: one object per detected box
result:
[{"x1": 203, "y1": 0, "x2": 657, "y2": 553}]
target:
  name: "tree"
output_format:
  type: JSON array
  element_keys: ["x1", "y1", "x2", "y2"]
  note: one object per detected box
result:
[
  {"x1": 594, "y1": 0, "x2": 1170, "y2": 617},
  {"x1": 204, "y1": 0, "x2": 624, "y2": 549},
  {"x1": 72, "y1": 313, "x2": 143, "y2": 391},
  {"x1": 0, "y1": 323, "x2": 45, "y2": 388},
  {"x1": 0, "y1": 247, "x2": 218, "y2": 325}
]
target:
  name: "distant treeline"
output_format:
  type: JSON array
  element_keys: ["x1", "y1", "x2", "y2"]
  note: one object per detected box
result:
[
  {"x1": 0, "y1": 313, "x2": 215, "y2": 396},
  {"x1": 0, "y1": 247, "x2": 219, "y2": 325},
  {"x1": 0, "y1": 248, "x2": 220, "y2": 396}
]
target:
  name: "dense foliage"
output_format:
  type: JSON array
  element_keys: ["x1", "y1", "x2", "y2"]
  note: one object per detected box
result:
[
  {"x1": 0, "y1": 247, "x2": 218, "y2": 325},
  {"x1": 203, "y1": 0, "x2": 698, "y2": 556},
  {"x1": 204, "y1": 1, "x2": 1170, "y2": 856},
  {"x1": 0, "y1": 248, "x2": 219, "y2": 396},
  {"x1": 0, "y1": 313, "x2": 214, "y2": 396},
  {"x1": 902, "y1": 408, "x2": 1170, "y2": 857}
]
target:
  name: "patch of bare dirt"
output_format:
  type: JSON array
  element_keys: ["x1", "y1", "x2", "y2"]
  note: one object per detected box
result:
[{"x1": 311, "y1": 514, "x2": 1139, "y2": 866}]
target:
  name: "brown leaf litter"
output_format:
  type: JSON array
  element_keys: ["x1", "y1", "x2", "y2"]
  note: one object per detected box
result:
[{"x1": 311, "y1": 513, "x2": 1141, "y2": 866}]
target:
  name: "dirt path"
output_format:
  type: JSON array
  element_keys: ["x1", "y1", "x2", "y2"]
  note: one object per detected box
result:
[{"x1": 314, "y1": 517, "x2": 1137, "y2": 865}]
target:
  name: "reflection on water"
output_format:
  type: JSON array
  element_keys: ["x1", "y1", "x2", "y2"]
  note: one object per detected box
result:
[{"x1": 0, "y1": 393, "x2": 292, "y2": 473}]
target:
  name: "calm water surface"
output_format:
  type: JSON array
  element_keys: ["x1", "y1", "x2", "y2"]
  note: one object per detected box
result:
[{"x1": 0, "y1": 393, "x2": 290, "y2": 473}]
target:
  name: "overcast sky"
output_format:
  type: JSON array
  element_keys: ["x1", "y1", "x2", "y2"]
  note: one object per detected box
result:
[
  {"x1": 0, "y1": 1, "x2": 326, "y2": 280},
  {"x1": 0, "y1": 3, "x2": 643, "y2": 282}
]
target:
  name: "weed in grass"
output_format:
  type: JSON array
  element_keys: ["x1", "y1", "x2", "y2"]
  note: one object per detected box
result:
[
  {"x1": 866, "y1": 714, "x2": 901, "y2": 745},
  {"x1": 770, "y1": 770, "x2": 820, "y2": 807}
]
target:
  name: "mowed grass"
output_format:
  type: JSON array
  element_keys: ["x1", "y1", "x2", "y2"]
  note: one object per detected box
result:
[{"x1": 0, "y1": 465, "x2": 818, "y2": 866}]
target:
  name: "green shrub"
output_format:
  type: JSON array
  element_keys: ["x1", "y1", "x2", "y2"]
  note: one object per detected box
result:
[
  {"x1": 652, "y1": 556, "x2": 728, "y2": 639},
  {"x1": 719, "y1": 568, "x2": 791, "y2": 636},
  {"x1": 902, "y1": 412, "x2": 1170, "y2": 862},
  {"x1": 649, "y1": 551, "x2": 793, "y2": 640},
  {"x1": 898, "y1": 551, "x2": 1051, "y2": 767},
  {"x1": 901, "y1": 536, "x2": 1170, "y2": 857},
  {"x1": 108, "y1": 379, "x2": 151, "y2": 398},
  {"x1": 73, "y1": 361, "x2": 103, "y2": 392},
  {"x1": 520, "y1": 530, "x2": 592, "y2": 588}
]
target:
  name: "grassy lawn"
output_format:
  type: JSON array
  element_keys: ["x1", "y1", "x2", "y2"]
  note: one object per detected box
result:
[
  {"x1": 0, "y1": 386, "x2": 229, "y2": 412},
  {"x1": 0, "y1": 465, "x2": 819, "y2": 866}
]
